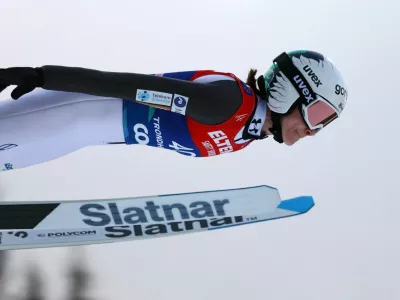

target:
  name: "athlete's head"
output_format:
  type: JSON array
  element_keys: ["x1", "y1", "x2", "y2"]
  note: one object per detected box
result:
[{"x1": 248, "y1": 50, "x2": 348, "y2": 145}]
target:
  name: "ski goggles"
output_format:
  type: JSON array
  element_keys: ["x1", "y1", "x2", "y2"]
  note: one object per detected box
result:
[
  {"x1": 301, "y1": 96, "x2": 339, "y2": 133},
  {"x1": 273, "y1": 52, "x2": 339, "y2": 133}
]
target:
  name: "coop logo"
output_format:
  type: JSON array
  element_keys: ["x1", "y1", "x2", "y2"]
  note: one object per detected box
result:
[
  {"x1": 293, "y1": 75, "x2": 314, "y2": 102},
  {"x1": 80, "y1": 199, "x2": 244, "y2": 238},
  {"x1": 303, "y1": 65, "x2": 323, "y2": 87}
]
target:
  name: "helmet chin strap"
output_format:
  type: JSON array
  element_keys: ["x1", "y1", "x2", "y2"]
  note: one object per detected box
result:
[
  {"x1": 269, "y1": 112, "x2": 284, "y2": 143},
  {"x1": 256, "y1": 75, "x2": 284, "y2": 144}
]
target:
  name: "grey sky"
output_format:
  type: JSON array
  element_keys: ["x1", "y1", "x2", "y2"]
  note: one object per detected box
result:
[{"x1": 0, "y1": 0, "x2": 399, "y2": 299}]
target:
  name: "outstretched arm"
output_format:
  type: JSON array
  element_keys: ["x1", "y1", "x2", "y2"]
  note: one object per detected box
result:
[{"x1": 0, "y1": 66, "x2": 243, "y2": 125}]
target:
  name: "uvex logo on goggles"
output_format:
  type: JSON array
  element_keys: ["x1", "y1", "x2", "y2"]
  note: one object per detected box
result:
[{"x1": 293, "y1": 75, "x2": 315, "y2": 103}]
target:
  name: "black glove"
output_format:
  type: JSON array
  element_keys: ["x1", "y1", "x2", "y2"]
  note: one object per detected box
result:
[{"x1": 0, "y1": 67, "x2": 44, "y2": 99}]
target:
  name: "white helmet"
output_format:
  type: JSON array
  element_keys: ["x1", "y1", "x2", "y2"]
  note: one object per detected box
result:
[{"x1": 262, "y1": 50, "x2": 348, "y2": 142}]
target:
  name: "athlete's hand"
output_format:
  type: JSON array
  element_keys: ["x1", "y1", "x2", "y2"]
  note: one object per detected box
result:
[{"x1": 0, "y1": 67, "x2": 44, "y2": 99}]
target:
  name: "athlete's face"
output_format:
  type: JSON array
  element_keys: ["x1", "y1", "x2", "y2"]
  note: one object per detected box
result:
[{"x1": 281, "y1": 105, "x2": 316, "y2": 146}]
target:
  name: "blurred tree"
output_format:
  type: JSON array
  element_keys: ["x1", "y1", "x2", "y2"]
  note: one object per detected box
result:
[
  {"x1": 24, "y1": 264, "x2": 44, "y2": 300},
  {"x1": 0, "y1": 250, "x2": 7, "y2": 300},
  {"x1": 66, "y1": 247, "x2": 93, "y2": 300}
]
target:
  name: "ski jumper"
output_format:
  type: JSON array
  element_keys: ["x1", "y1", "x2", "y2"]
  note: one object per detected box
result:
[{"x1": 0, "y1": 68, "x2": 268, "y2": 172}]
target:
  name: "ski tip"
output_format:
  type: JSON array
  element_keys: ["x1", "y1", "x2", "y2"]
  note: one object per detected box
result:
[{"x1": 278, "y1": 196, "x2": 315, "y2": 213}]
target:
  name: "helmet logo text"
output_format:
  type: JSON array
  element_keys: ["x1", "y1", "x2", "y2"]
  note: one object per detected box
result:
[
  {"x1": 303, "y1": 65, "x2": 323, "y2": 87},
  {"x1": 293, "y1": 75, "x2": 314, "y2": 102},
  {"x1": 335, "y1": 84, "x2": 347, "y2": 99}
]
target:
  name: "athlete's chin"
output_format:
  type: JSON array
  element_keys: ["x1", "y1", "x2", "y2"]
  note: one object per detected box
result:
[
  {"x1": 284, "y1": 140, "x2": 296, "y2": 146},
  {"x1": 282, "y1": 134, "x2": 299, "y2": 146}
]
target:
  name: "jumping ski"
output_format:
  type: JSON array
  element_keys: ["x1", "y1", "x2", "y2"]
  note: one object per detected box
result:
[{"x1": 0, "y1": 185, "x2": 314, "y2": 250}]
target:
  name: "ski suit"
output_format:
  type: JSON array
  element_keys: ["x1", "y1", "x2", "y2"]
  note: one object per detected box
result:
[{"x1": 0, "y1": 67, "x2": 268, "y2": 172}]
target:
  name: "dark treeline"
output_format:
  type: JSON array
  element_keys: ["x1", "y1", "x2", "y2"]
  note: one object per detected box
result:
[{"x1": 0, "y1": 248, "x2": 96, "y2": 300}]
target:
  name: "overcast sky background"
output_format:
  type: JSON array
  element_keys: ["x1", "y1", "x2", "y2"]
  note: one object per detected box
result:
[{"x1": 0, "y1": 0, "x2": 399, "y2": 299}]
